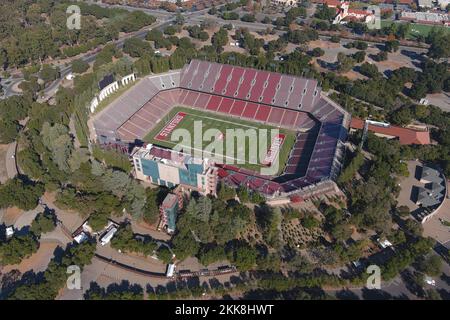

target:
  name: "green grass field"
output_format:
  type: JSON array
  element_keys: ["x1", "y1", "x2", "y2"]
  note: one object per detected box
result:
[
  {"x1": 381, "y1": 20, "x2": 450, "y2": 40},
  {"x1": 144, "y1": 106, "x2": 297, "y2": 175}
]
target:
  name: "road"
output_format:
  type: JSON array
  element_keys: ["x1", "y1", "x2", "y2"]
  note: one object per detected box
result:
[
  {"x1": 1, "y1": 6, "x2": 211, "y2": 99},
  {"x1": 5, "y1": 142, "x2": 17, "y2": 180},
  {"x1": 2, "y1": 3, "x2": 432, "y2": 99}
]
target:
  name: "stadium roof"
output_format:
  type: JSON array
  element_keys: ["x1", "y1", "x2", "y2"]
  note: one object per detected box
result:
[{"x1": 350, "y1": 118, "x2": 431, "y2": 145}]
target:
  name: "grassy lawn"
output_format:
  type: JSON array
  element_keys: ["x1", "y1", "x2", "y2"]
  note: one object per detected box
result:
[
  {"x1": 381, "y1": 20, "x2": 450, "y2": 40},
  {"x1": 144, "y1": 106, "x2": 297, "y2": 175}
]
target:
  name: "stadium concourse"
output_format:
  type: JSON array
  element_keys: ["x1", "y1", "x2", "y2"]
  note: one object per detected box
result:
[{"x1": 92, "y1": 60, "x2": 350, "y2": 198}]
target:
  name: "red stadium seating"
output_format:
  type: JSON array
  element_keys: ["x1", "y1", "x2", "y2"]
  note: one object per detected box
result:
[
  {"x1": 241, "y1": 102, "x2": 259, "y2": 120},
  {"x1": 261, "y1": 73, "x2": 282, "y2": 105},
  {"x1": 249, "y1": 70, "x2": 270, "y2": 101},
  {"x1": 235, "y1": 69, "x2": 257, "y2": 100},
  {"x1": 230, "y1": 100, "x2": 246, "y2": 117},
  {"x1": 254, "y1": 105, "x2": 271, "y2": 122},
  {"x1": 224, "y1": 67, "x2": 245, "y2": 97},
  {"x1": 217, "y1": 97, "x2": 234, "y2": 113},
  {"x1": 206, "y1": 95, "x2": 222, "y2": 111},
  {"x1": 267, "y1": 108, "x2": 285, "y2": 126},
  {"x1": 213, "y1": 64, "x2": 233, "y2": 94}
]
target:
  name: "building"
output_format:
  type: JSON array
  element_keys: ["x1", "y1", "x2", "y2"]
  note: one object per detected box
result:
[
  {"x1": 159, "y1": 193, "x2": 182, "y2": 233},
  {"x1": 400, "y1": 11, "x2": 450, "y2": 25},
  {"x1": 5, "y1": 226, "x2": 14, "y2": 239},
  {"x1": 415, "y1": 166, "x2": 447, "y2": 223},
  {"x1": 418, "y1": 0, "x2": 434, "y2": 7},
  {"x1": 100, "y1": 225, "x2": 118, "y2": 246},
  {"x1": 166, "y1": 264, "x2": 176, "y2": 278},
  {"x1": 331, "y1": 1, "x2": 377, "y2": 24},
  {"x1": 371, "y1": 0, "x2": 414, "y2": 4},
  {"x1": 132, "y1": 144, "x2": 219, "y2": 196},
  {"x1": 438, "y1": 0, "x2": 449, "y2": 9},
  {"x1": 350, "y1": 118, "x2": 431, "y2": 145},
  {"x1": 416, "y1": 186, "x2": 441, "y2": 207},
  {"x1": 271, "y1": 0, "x2": 300, "y2": 5},
  {"x1": 420, "y1": 166, "x2": 442, "y2": 183}
]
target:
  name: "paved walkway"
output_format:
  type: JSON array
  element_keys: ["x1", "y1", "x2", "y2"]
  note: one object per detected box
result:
[{"x1": 5, "y1": 142, "x2": 17, "y2": 180}]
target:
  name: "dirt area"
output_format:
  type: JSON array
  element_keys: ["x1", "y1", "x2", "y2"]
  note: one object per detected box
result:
[
  {"x1": 2, "y1": 207, "x2": 23, "y2": 226},
  {"x1": 340, "y1": 70, "x2": 366, "y2": 80},
  {"x1": 373, "y1": 50, "x2": 420, "y2": 74},
  {"x1": 0, "y1": 144, "x2": 8, "y2": 183},
  {"x1": 131, "y1": 220, "x2": 171, "y2": 241},
  {"x1": 57, "y1": 256, "x2": 237, "y2": 300},
  {"x1": 281, "y1": 217, "x2": 325, "y2": 249},
  {"x1": 425, "y1": 92, "x2": 450, "y2": 112},
  {"x1": 306, "y1": 39, "x2": 420, "y2": 77},
  {"x1": 95, "y1": 243, "x2": 167, "y2": 274},
  {"x1": 423, "y1": 197, "x2": 450, "y2": 246},
  {"x1": 42, "y1": 192, "x2": 85, "y2": 232},
  {"x1": 1, "y1": 241, "x2": 60, "y2": 274},
  {"x1": 309, "y1": 39, "x2": 341, "y2": 50}
]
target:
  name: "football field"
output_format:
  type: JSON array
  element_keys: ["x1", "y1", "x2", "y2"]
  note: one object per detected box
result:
[{"x1": 143, "y1": 106, "x2": 297, "y2": 175}]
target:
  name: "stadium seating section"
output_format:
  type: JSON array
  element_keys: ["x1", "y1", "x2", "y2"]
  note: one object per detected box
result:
[{"x1": 93, "y1": 60, "x2": 349, "y2": 196}]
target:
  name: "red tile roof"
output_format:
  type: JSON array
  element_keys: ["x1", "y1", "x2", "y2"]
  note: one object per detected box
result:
[{"x1": 350, "y1": 118, "x2": 431, "y2": 145}]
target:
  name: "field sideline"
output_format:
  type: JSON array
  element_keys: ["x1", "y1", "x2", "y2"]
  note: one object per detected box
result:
[
  {"x1": 381, "y1": 20, "x2": 449, "y2": 39},
  {"x1": 143, "y1": 106, "x2": 297, "y2": 175}
]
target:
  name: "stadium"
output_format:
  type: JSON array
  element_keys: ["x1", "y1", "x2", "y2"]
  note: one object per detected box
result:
[{"x1": 92, "y1": 60, "x2": 350, "y2": 199}]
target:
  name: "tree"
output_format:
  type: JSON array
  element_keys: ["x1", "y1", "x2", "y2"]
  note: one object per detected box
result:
[
  {"x1": 352, "y1": 51, "x2": 366, "y2": 63},
  {"x1": 164, "y1": 25, "x2": 177, "y2": 36},
  {"x1": 111, "y1": 224, "x2": 157, "y2": 256},
  {"x1": 172, "y1": 229, "x2": 200, "y2": 261},
  {"x1": 403, "y1": 219, "x2": 423, "y2": 237},
  {"x1": 256, "y1": 205, "x2": 281, "y2": 247},
  {"x1": 41, "y1": 122, "x2": 73, "y2": 172},
  {"x1": 229, "y1": 243, "x2": 257, "y2": 271},
  {"x1": 384, "y1": 40, "x2": 399, "y2": 53},
  {"x1": 0, "y1": 120, "x2": 20, "y2": 143},
  {"x1": 302, "y1": 215, "x2": 320, "y2": 229},
  {"x1": 0, "y1": 234, "x2": 39, "y2": 265},
  {"x1": 427, "y1": 31, "x2": 450, "y2": 59},
  {"x1": 143, "y1": 188, "x2": 164, "y2": 225},
  {"x1": 71, "y1": 59, "x2": 89, "y2": 74},
  {"x1": 314, "y1": 4, "x2": 336, "y2": 21},
  {"x1": 372, "y1": 51, "x2": 388, "y2": 62},
  {"x1": 30, "y1": 211, "x2": 56, "y2": 236},
  {"x1": 217, "y1": 181, "x2": 236, "y2": 201},
  {"x1": 330, "y1": 35, "x2": 340, "y2": 43},
  {"x1": 123, "y1": 37, "x2": 152, "y2": 58},
  {"x1": 358, "y1": 62, "x2": 379, "y2": 78},
  {"x1": 311, "y1": 47, "x2": 325, "y2": 57},
  {"x1": 396, "y1": 205, "x2": 410, "y2": 217},
  {"x1": 241, "y1": 14, "x2": 256, "y2": 23},
  {"x1": 88, "y1": 211, "x2": 110, "y2": 232},
  {"x1": 337, "y1": 52, "x2": 355, "y2": 73},
  {"x1": 417, "y1": 255, "x2": 442, "y2": 276},
  {"x1": 157, "y1": 246, "x2": 173, "y2": 264},
  {"x1": 222, "y1": 12, "x2": 239, "y2": 20},
  {"x1": 211, "y1": 28, "x2": 228, "y2": 52},
  {"x1": 40, "y1": 64, "x2": 59, "y2": 83},
  {"x1": 0, "y1": 177, "x2": 44, "y2": 211},
  {"x1": 338, "y1": 151, "x2": 364, "y2": 184},
  {"x1": 197, "y1": 244, "x2": 226, "y2": 266}
]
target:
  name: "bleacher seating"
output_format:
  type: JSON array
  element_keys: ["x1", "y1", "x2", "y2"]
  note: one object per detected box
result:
[{"x1": 94, "y1": 60, "x2": 349, "y2": 196}]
